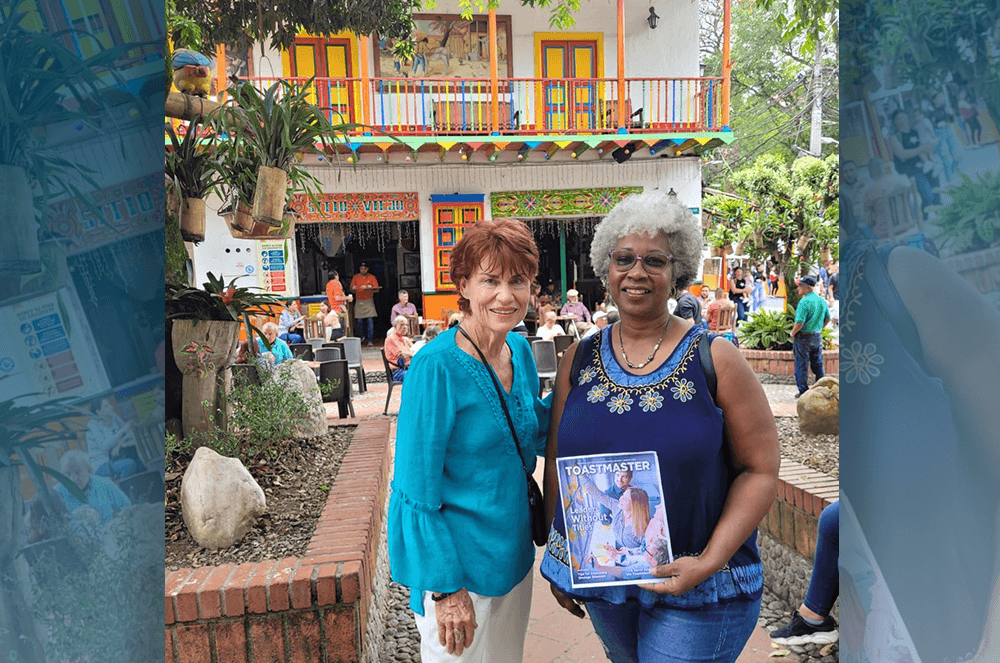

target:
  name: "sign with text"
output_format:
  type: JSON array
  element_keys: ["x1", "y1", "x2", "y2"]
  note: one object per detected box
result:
[
  {"x1": 0, "y1": 288, "x2": 109, "y2": 405},
  {"x1": 289, "y1": 192, "x2": 419, "y2": 222}
]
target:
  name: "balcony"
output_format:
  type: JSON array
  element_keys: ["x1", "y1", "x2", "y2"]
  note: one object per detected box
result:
[{"x1": 236, "y1": 74, "x2": 733, "y2": 161}]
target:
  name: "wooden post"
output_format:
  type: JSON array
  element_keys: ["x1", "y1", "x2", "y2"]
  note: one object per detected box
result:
[
  {"x1": 216, "y1": 44, "x2": 227, "y2": 103},
  {"x1": 617, "y1": 0, "x2": 626, "y2": 130},
  {"x1": 166, "y1": 91, "x2": 220, "y2": 121},
  {"x1": 359, "y1": 34, "x2": 372, "y2": 126},
  {"x1": 489, "y1": 9, "x2": 499, "y2": 133},
  {"x1": 722, "y1": 0, "x2": 731, "y2": 128}
]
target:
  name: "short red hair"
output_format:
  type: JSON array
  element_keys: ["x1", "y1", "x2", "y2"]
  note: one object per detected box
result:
[{"x1": 450, "y1": 219, "x2": 539, "y2": 314}]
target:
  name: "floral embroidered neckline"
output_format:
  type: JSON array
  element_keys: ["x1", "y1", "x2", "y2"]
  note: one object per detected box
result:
[{"x1": 574, "y1": 326, "x2": 703, "y2": 415}]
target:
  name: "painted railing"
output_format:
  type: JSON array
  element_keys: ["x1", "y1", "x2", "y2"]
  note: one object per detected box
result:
[{"x1": 240, "y1": 76, "x2": 728, "y2": 136}]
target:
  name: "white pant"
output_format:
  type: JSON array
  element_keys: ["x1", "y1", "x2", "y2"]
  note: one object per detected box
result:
[{"x1": 413, "y1": 571, "x2": 533, "y2": 663}]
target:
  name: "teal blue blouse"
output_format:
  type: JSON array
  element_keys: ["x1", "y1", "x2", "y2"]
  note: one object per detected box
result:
[{"x1": 388, "y1": 328, "x2": 550, "y2": 614}]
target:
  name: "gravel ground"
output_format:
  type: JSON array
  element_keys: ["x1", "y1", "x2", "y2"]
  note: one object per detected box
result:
[{"x1": 165, "y1": 427, "x2": 354, "y2": 570}]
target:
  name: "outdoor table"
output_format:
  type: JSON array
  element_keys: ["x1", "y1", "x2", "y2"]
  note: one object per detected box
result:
[{"x1": 556, "y1": 315, "x2": 582, "y2": 340}]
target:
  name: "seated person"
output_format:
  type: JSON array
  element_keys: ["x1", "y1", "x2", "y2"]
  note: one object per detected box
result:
[
  {"x1": 257, "y1": 321, "x2": 294, "y2": 364},
  {"x1": 390, "y1": 289, "x2": 418, "y2": 321},
  {"x1": 560, "y1": 288, "x2": 592, "y2": 335},
  {"x1": 313, "y1": 302, "x2": 342, "y2": 341},
  {"x1": 537, "y1": 310, "x2": 566, "y2": 341},
  {"x1": 278, "y1": 300, "x2": 305, "y2": 344},
  {"x1": 411, "y1": 325, "x2": 440, "y2": 356},
  {"x1": 86, "y1": 397, "x2": 141, "y2": 480},
  {"x1": 55, "y1": 449, "x2": 131, "y2": 527},
  {"x1": 384, "y1": 316, "x2": 414, "y2": 381},
  {"x1": 705, "y1": 288, "x2": 736, "y2": 331},
  {"x1": 582, "y1": 310, "x2": 609, "y2": 339}
]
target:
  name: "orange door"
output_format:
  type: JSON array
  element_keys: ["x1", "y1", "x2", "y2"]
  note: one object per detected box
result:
[{"x1": 540, "y1": 40, "x2": 597, "y2": 131}]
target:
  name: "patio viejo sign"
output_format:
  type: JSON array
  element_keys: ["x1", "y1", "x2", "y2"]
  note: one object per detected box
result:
[{"x1": 289, "y1": 192, "x2": 420, "y2": 222}]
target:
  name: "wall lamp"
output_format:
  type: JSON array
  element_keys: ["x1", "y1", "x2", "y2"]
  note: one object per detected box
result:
[
  {"x1": 612, "y1": 143, "x2": 634, "y2": 163},
  {"x1": 647, "y1": 7, "x2": 659, "y2": 29}
]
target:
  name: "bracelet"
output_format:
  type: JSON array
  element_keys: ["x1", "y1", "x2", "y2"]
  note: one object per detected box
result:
[{"x1": 431, "y1": 591, "x2": 456, "y2": 602}]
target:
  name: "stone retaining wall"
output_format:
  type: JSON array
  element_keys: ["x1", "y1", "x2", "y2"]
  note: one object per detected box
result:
[
  {"x1": 759, "y1": 459, "x2": 838, "y2": 614},
  {"x1": 741, "y1": 348, "x2": 839, "y2": 377},
  {"x1": 165, "y1": 418, "x2": 392, "y2": 663}
]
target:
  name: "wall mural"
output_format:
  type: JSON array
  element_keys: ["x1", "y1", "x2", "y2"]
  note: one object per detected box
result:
[
  {"x1": 491, "y1": 187, "x2": 643, "y2": 218},
  {"x1": 374, "y1": 14, "x2": 513, "y2": 80}
]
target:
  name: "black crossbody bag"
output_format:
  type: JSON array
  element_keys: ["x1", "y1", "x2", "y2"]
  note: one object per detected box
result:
[{"x1": 456, "y1": 326, "x2": 547, "y2": 547}]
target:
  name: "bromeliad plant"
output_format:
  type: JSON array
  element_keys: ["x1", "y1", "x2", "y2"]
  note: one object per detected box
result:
[
  {"x1": 165, "y1": 119, "x2": 223, "y2": 243},
  {"x1": 210, "y1": 78, "x2": 349, "y2": 226}
]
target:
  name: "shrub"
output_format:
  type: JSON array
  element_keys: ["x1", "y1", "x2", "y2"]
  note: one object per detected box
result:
[
  {"x1": 740, "y1": 309, "x2": 793, "y2": 350},
  {"x1": 182, "y1": 365, "x2": 316, "y2": 467}
]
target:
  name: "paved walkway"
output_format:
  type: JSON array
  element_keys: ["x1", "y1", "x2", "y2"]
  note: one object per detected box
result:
[{"x1": 324, "y1": 345, "x2": 802, "y2": 662}]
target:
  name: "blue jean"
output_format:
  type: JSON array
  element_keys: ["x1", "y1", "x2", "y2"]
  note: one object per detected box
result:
[
  {"x1": 587, "y1": 596, "x2": 761, "y2": 663},
  {"x1": 803, "y1": 501, "x2": 839, "y2": 617},
  {"x1": 95, "y1": 458, "x2": 139, "y2": 480},
  {"x1": 934, "y1": 127, "x2": 960, "y2": 181},
  {"x1": 356, "y1": 316, "x2": 374, "y2": 343},
  {"x1": 793, "y1": 332, "x2": 824, "y2": 395},
  {"x1": 279, "y1": 332, "x2": 304, "y2": 344},
  {"x1": 734, "y1": 299, "x2": 746, "y2": 321}
]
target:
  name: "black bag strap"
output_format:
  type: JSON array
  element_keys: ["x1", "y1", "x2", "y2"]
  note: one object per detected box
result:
[{"x1": 456, "y1": 326, "x2": 531, "y2": 478}]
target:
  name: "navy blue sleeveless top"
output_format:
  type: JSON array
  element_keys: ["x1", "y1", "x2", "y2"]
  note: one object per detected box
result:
[
  {"x1": 539, "y1": 324, "x2": 762, "y2": 607},
  {"x1": 840, "y1": 240, "x2": 999, "y2": 663}
]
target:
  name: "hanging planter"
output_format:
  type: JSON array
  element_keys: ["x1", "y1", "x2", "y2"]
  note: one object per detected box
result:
[
  {"x1": 225, "y1": 206, "x2": 298, "y2": 240},
  {"x1": 820, "y1": 245, "x2": 832, "y2": 263},
  {"x1": 752, "y1": 230, "x2": 764, "y2": 248},
  {"x1": 251, "y1": 164, "x2": 288, "y2": 227},
  {"x1": 180, "y1": 198, "x2": 206, "y2": 243},
  {"x1": 732, "y1": 241, "x2": 745, "y2": 255},
  {"x1": 795, "y1": 234, "x2": 812, "y2": 253},
  {"x1": 0, "y1": 165, "x2": 40, "y2": 277},
  {"x1": 221, "y1": 200, "x2": 255, "y2": 235},
  {"x1": 710, "y1": 245, "x2": 725, "y2": 258}
]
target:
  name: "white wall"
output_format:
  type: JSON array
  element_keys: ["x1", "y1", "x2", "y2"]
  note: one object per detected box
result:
[{"x1": 253, "y1": 0, "x2": 699, "y2": 81}]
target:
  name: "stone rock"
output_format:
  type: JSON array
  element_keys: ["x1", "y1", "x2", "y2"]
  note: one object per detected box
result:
[
  {"x1": 797, "y1": 376, "x2": 839, "y2": 435},
  {"x1": 276, "y1": 358, "x2": 328, "y2": 438},
  {"x1": 181, "y1": 447, "x2": 266, "y2": 549}
]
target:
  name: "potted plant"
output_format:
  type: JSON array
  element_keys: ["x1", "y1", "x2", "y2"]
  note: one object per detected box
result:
[
  {"x1": 211, "y1": 78, "x2": 347, "y2": 226},
  {"x1": 0, "y1": 11, "x2": 125, "y2": 291},
  {"x1": 705, "y1": 224, "x2": 737, "y2": 258},
  {"x1": 933, "y1": 171, "x2": 1000, "y2": 255},
  {"x1": 166, "y1": 272, "x2": 283, "y2": 435},
  {"x1": 0, "y1": 392, "x2": 90, "y2": 663},
  {"x1": 165, "y1": 119, "x2": 223, "y2": 243},
  {"x1": 216, "y1": 147, "x2": 310, "y2": 239}
]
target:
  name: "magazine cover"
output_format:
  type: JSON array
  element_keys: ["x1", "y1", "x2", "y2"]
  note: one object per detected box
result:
[{"x1": 556, "y1": 451, "x2": 673, "y2": 589}]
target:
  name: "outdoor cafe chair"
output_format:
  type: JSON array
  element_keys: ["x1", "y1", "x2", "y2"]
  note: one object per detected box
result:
[
  {"x1": 552, "y1": 334, "x2": 575, "y2": 358},
  {"x1": 314, "y1": 347, "x2": 341, "y2": 362},
  {"x1": 524, "y1": 336, "x2": 540, "y2": 346},
  {"x1": 531, "y1": 340, "x2": 558, "y2": 397},
  {"x1": 119, "y1": 470, "x2": 165, "y2": 504},
  {"x1": 319, "y1": 359, "x2": 355, "y2": 419},
  {"x1": 380, "y1": 348, "x2": 404, "y2": 415},
  {"x1": 306, "y1": 337, "x2": 326, "y2": 352},
  {"x1": 341, "y1": 337, "x2": 367, "y2": 393},
  {"x1": 304, "y1": 317, "x2": 324, "y2": 341},
  {"x1": 289, "y1": 343, "x2": 314, "y2": 361}
]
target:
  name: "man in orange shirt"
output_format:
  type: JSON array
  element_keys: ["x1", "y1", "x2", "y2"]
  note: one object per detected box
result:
[{"x1": 350, "y1": 262, "x2": 381, "y2": 345}]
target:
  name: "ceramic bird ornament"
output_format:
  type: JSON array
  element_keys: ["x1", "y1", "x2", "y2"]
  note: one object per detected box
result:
[{"x1": 172, "y1": 48, "x2": 212, "y2": 98}]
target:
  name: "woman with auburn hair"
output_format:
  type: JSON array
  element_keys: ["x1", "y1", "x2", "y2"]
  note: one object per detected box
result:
[{"x1": 388, "y1": 218, "x2": 550, "y2": 662}]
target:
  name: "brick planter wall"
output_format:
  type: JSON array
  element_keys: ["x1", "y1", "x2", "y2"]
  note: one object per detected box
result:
[
  {"x1": 165, "y1": 418, "x2": 392, "y2": 663},
  {"x1": 741, "y1": 348, "x2": 839, "y2": 377},
  {"x1": 943, "y1": 244, "x2": 1000, "y2": 300},
  {"x1": 758, "y1": 459, "x2": 839, "y2": 610}
]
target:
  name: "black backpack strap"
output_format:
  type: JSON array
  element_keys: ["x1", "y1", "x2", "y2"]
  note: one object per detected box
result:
[
  {"x1": 869, "y1": 243, "x2": 930, "y2": 373},
  {"x1": 698, "y1": 331, "x2": 718, "y2": 405},
  {"x1": 569, "y1": 331, "x2": 597, "y2": 383}
]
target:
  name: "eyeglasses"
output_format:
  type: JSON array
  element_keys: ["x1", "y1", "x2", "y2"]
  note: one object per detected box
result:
[{"x1": 608, "y1": 249, "x2": 674, "y2": 275}]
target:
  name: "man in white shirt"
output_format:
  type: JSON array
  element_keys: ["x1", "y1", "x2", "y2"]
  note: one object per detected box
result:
[
  {"x1": 537, "y1": 310, "x2": 565, "y2": 341},
  {"x1": 582, "y1": 310, "x2": 609, "y2": 339}
]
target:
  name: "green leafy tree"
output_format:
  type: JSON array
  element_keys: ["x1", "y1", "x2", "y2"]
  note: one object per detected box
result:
[
  {"x1": 703, "y1": 153, "x2": 839, "y2": 309},
  {"x1": 701, "y1": 0, "x2": 838, "y2": 182}
]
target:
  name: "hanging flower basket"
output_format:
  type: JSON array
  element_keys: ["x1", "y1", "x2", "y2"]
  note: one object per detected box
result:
[
  {"x1": 251, "y1": 164, "x2": 288, "y2": 227},
  {"x1": 180, "y1": 198, "x2": 206, "y2": 243}
]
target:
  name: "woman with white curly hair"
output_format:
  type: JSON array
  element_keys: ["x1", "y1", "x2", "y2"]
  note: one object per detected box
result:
[{"x1": 539, "y1": 191, "x2": 779, "y2": 662}]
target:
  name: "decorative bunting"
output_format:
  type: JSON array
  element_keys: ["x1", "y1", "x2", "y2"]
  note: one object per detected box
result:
[{"x1": 491, "y1": 186, "x2": 642, "y2": 218}]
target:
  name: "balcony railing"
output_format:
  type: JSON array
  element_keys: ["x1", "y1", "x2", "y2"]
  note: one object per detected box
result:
[{"x1": 240, "y1": 76, "x2": 728, "y2": 136}]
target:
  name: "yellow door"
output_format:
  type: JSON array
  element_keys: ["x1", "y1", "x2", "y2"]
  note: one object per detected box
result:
[
  {"x1": 540, "y1": 40, "x2": 597, "y2": 131},
  {"x1": 287, "y1": 36, "x2": 355, "y2": 124}
]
